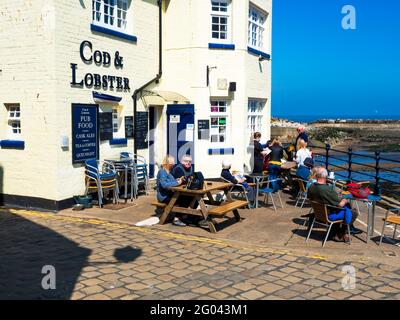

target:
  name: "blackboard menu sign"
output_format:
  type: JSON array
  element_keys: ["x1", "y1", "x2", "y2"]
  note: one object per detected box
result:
[
  {"x1": 72, "y1": 104, "x2": 99, "y2": 164},
  {"x1": 135, "y1": 111, "x2": 148, "y2": 150},
  {"x1": 198, "y1": 119, "x2": 210, "y2": 140},
  {"x1": 125, "y1": 116, "x2": 134, "y2": 138},
  {"x1": 99, "y1": 112, "x2": 113, "y2": 141}
]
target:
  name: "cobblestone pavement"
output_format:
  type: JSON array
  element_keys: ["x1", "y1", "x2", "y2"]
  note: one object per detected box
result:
[{"x1": 1, "y1": 208, "x2": 400, "y2": 300}]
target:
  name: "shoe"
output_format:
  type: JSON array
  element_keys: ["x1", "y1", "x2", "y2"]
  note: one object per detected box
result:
[
  {"x1": 172, "y1": 219, "x2": 186, "y2": 227},
  {"x1": 198, "y1": 219, "x2": 210, "y2": 228},
  {"x1": 343, "y1": 234, "x2": 351, "y2": 243},
  {"x1": 350, "y1": 226, "x2": 363, "y2": 235},
  {"x1": 333, "y1": 234, "x2": 344, "y2": 242}
]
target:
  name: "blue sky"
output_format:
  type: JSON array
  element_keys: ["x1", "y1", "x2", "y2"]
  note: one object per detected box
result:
[{"x1": 272, "y1": 0, "x2": 400, "y2": 117}]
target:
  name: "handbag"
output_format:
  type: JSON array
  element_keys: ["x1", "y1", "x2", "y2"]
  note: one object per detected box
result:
[
  {"x1": 186, "y1": 172, "x2": 205, "y2": 190},
  {"x1": 345, "y1": 182, "x2": 372, "y2": 199}
]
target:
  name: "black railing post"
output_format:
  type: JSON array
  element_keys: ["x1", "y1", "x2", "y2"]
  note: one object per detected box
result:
[
  {"x1": 374, "y1": 151, "x2": 381, "y2": 196},
  {"x1": 325, "y1": 144, "x2": 330, "y2": 170},
  {"x1": 348, "y1": 147, "x2": 352, "y2": 181}
]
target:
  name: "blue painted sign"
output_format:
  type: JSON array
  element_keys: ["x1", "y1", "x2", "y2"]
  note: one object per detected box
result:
[{"x1": 72, "y1": 104, "x2": 99, "y2": 163}]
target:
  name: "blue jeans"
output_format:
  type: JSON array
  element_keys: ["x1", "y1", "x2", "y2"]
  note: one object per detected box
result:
[
  {"x1": 329, "y1": 206, "x2": 353, "y2": 224},
  {"x1": 268, "y1": 164, "x2": 282, "y2": 192}
]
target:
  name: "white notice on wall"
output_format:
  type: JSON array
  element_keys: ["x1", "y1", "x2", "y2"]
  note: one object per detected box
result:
[
  {"x1": 170, "y1": 115, "x2": 180, "y2": 123},
  {"x1": 186, "y1": 129, "x2": 194, "y2": 141}
]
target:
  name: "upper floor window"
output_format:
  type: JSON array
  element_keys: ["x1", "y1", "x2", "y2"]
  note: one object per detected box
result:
[
  {"x1": 92, "y1": 0, "x2": 129, "y2": 33},
  {"x1": 6, "y1": 104, "x2": 22, "y2": 138},
  {"x1": 247, "y1": 99, "x2": 265, "y2": 135},
  {"x1": 248, "y1": 5, "x2": 267, "y2": 50},
  {"x1": 211, "y1": 0, "x2": 231, "y2": 43}
]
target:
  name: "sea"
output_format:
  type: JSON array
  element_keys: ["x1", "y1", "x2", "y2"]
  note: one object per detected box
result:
[{"x1": 273, "y1": 114, "x2": 400, "y2": 123}]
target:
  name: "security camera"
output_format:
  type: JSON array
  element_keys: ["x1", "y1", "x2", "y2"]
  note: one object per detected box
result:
[{"x1": 259, "y1": 55, "x2": 271, "y2": 62}]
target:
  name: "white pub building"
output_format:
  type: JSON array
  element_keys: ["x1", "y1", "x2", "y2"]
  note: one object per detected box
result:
[{"x1": 0, "y1": 0, "x2": 272, "y2": 210}]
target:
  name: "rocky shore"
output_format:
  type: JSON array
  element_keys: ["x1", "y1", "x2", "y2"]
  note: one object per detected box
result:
[{"x1": 271, "y1": 117, "x2": 400, "y2": 152}]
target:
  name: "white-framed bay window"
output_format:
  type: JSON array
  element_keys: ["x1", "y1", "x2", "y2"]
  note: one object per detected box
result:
[
  {"x1": 210, "y1": 100, "x2": 229, "y2": 144},
  {"x1": 5, "y1": 104, "x2": 22, "y2": 139},
  {"x1": 248, "y1": 4, "x2": 268, "y2": 50},
  {"x1": 247, "y1": 99, "x2": 265, "y2": 135},
  {"x1": 211, "y1": 0, "x2": 231, "y2": 43},
  {"x1": 92, "y1": 0, "x2": 131, "y2": 33}
]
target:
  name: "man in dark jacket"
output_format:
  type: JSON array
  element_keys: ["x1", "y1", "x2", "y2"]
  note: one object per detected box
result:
[
  {"x1": 295, "y1": 125, "x2": 309, "y2": 152},
  {"x1": 171, "y1": 154, "x2": 193, "y2": 180}
]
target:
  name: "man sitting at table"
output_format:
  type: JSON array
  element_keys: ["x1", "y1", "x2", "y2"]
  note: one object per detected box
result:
[
  {"x1": 308, "y1": 167, "x2": 362, "y2": 241},
  {"x1": 171, "y1": 154, "x2": 193, "y2": 180},
  {"x1": 221, "y1": 159, "x2": 255, "y2": 207}
]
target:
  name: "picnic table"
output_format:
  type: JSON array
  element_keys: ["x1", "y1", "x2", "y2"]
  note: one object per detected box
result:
[{"x1": 153, "y1": 181, "x2": 248, "y2": 233}]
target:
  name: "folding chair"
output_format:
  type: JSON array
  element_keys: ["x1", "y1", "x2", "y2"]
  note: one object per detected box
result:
[
  {"x1": 294, "y1": 178, "x2": 309, "y2": 208},
  {"x1": 379, "y1": 208, "x2": 400, "y2": 245},
  {"x1": 220, "y1": 176, "x2": 252, "y2": 208},
  {"x1": 258, "y1": 177, "x2": 284, "y2": 211},
  {"x1": 306, "y1": 201, "x2": 351, "y2": 247}
]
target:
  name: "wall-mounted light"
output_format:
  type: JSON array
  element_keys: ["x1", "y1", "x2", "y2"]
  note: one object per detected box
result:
[{"x1": 259, "y1": 55, "x2": 271, "y2": 62}]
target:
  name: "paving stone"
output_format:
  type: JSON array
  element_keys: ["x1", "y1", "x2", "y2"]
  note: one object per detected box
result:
[
  {"x1": 376, "y1": 286, "x2": 399, "y2": 294},
  {"x1": 103, "y1": 288, "x2": 130, "y2": 299},
  {"x1": 191, "y1": 286, "x2": 214, "y2": 295},
  {"x1": 156, "y1": 282, "x2": 177, "y2": 290},
  {"x1": 82, "y1": 285, "x2": 104, "y2": 295},
  {"x1": 327, "y1": 291, "x2": 353, "y2": 300},
  {"x1": 83, "y1": 294, "x2": 110, "y2": 300},
  {"x1": 303, "y1": 279, "x2": 327, "y2": 287},
  {"x1": 232, "y1": 282, "x2": 256, "y2": 292},
  {"x1": 126, "y1": 283, "x2": 148, "y2": 291},
  {"x1": 207, "y1": 291, "x2": 230, "y2": 300},
  {"x1": 240, "y1": 289, "x2": 265, "y2": 300},
  {"x1": 70, "y1": 291, "x2": 86, "y2": 300},
  {"x1": 81, "y1": 278, "x2": 104, "y2": 286},
  {"x1": 258, "y1": 283, "x2": 284, "y2": 294},
  {"x1": 274, "y1": 288, "x2": 299, "y2": 299},
  {"x1": 120, "y1": 294, "x2": 140, "y2": 300}
]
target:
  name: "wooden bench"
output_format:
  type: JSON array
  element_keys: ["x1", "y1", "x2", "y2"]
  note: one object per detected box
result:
[{"x1": 208, "y1": 200, "x2": 248, "y2": 217}]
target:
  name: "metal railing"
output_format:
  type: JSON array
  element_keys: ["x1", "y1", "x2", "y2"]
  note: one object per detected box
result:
[{"x1": 309, "y1": 144, "x2": 400, "y2": 199}]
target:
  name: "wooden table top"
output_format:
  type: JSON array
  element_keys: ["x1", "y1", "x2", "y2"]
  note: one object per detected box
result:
[
  {"x1": 169, "y1": 181, "x2": 232, "y2": 194},
  {"x1": 281, "y1": 161, "x2": 297, "y2": 170}
]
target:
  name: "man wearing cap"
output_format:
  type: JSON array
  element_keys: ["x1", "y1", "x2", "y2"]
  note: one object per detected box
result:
[{"x1": 221, "y1": 160, "x2": 255, "y2": 206}]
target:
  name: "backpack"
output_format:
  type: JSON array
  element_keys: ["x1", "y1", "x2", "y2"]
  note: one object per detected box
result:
[
  {"x1": 345, "y1": 182, "x2": 371, "y2": 199},
  {"x1": 186, "y1": 172, "x2": 205, "y2": 190}
]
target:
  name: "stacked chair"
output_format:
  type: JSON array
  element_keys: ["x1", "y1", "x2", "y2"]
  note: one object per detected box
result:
[{"x1": 120, "y1": 152, "x2": 149, "y2": 199}]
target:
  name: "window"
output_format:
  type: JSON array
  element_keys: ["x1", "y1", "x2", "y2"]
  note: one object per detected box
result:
[
  {"x1": 248, "y1": 5, "x2": 267, "y2": 50},
  {"x1": 112, "y1": 108, "x2": 119, "y2": 134},
  {"x1": 210, "y1": 100, "x2": 228, "y2": 143},
  {"x1": 211, "y1": 0, "x2": 231, "y2": 42},
  {"x1": 92, "y1": 0, "x2": 129, "y2": 32},
  {"x1": 6, "y1": 104, "x2": 22, "y2": 138},
  {"x1": 247, "y1": 99, "x2": 265, "y2": 134}
]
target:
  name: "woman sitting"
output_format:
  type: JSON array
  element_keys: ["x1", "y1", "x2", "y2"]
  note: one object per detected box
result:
[
  {"x1": 156, "y1": 155, "x2": 186, "y2": 226},
  {"x1": 221, "y1": 160, "x2": 254, "y2": 206}
]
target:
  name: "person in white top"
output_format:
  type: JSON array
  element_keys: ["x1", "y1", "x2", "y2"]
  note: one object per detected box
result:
[{"x1": 295, "y1": 139, "x2": 312, "y2": 166}]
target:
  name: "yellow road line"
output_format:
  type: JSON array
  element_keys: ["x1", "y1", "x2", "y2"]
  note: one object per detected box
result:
[{"x1": 5, "y1": 208, "x2": 330, "y2": 261}]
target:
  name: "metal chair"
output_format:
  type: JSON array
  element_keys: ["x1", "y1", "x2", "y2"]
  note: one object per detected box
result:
[
  {"x1": 306, "y1": 201, "x2": 351, "y2": 247},
  {"x1": 258, "y1": 177, "x2": 284, "y2": 211},
  {"x1": 84, "y1": 159, "x2": 119, "y2": 207},
  {"x1": 294, "y1": 178, "x2": 309, "y2": 208},
  {"x1": 120, "y1": 152, "x2": 149, "y2": 198},
  {"x1": 379, "y1": 208, "x2": 400, "y2": 245},
  {"x1": 220, "y1": 176, "x2": 252, "y2": 208}
]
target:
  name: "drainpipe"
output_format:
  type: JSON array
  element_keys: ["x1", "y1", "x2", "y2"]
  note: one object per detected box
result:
[{"x1": 133, "y1": 0, "x2": 163, "y2": 156}]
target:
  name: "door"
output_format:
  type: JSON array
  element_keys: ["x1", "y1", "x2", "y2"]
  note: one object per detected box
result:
[
  {"x1": 167, "y1": 104, "x2": 195, "y2": 169},
  {"x1": 149, "y1": 107, "x2": 156, "y2": 178}
]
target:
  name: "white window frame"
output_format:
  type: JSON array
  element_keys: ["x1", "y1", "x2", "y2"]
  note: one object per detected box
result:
[
  {"x1": 6, "y1": 104, "x2": 22, "y2": 139},
  {"x1": 112, "y1": 107, "x2": 120, "y2": 137},
  {"x1": 210, "y1": 0, "x2": 232, "y2": 44},
  {"x1": 247, "y1": 99, "x2": 265, "y2": 135},
  {"x1": 210, "y1": 100, "x2": 229, "y2": 145},
  {"x1": 92, "y1": 0, "x2": 131, "y2": 34},
  {"x1": 248, "y1": 4, "x2": 267, "y2": 50}
]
